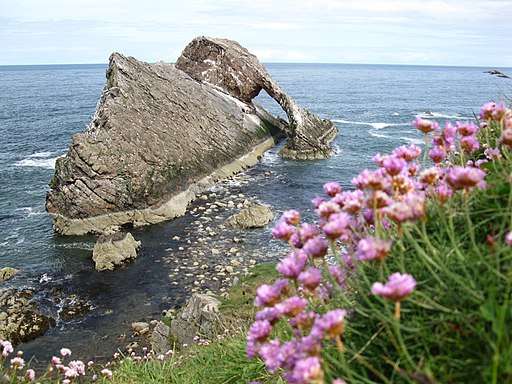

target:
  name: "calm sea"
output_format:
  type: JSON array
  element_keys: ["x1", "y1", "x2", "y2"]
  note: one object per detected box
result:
[{"x1": 0, "y1": 62, "x2": 510, "y2": 363}]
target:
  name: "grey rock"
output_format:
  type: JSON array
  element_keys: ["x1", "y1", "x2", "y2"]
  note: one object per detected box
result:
[
  {"x1": 226, "y1": 203, "x2": 273, "y2": 229},
  {"x1": 170, "y1": 293, "x2": 223, "y2": 347},
  {"x1": 131, "y1": 321, "x2": 150, "y2": 333},
  {"x1": 176, "y1": 36, "x2": 337, "y2": 159},
  {"x1": 0, "y1": 267, "x2": 20, "y2": 282},
  {"x1": 150, "y1": 321, "x2": 171, "y2": 354},
  {"x1": 92, "y1": 232, "x2": 141, "y2": 271}
]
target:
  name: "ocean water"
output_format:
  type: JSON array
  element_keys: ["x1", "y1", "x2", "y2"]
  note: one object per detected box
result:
[{"x1": 0, "y1": 62, "x2": 510, "y2": 363}]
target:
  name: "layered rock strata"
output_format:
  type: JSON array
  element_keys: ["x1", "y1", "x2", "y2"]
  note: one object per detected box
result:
[
  {"x1": 46, "y1": 37, "x2": 335, "y2": 235},
  {"x1": 46, "y1": 52, "x2": 284, "y2": 235},
  {"x1": 176, "y1": 36, "x2": 337, "y2": 159}
]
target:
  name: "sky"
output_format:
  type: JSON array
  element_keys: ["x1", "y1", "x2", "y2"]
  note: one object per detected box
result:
[{"x1": 1, "y1": 0, "x2": 512, "y2": 67}]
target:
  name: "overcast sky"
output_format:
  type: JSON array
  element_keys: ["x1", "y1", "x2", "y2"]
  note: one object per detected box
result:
[{"x1": 2, "y1": 0, "x2": 512, "y2": 66}]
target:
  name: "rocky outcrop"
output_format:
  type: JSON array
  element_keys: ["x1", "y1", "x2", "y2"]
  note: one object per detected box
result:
[
  {"x1": 0, "y1": 267, "x2": 19, "y2": 282},
  {"x1": 169, "y1": 293, "x2": 223, "y2": 347},
  {"x1": 226, "y1": 203, "x2": 273, "y2": 229},
  {"x1": 0, "y1": 289, "x2": 56, "y2": 345},
  {"x1": 150, "y1": 321, "x2": 171, "y2": 354},
  {"x1": 46, "y1": 36, "x2": 335, "y2": 235},
  {"x1": 46, "y1": 48, "x2": 285, "y2": 235},
  {"x1": 92, "y1": 232, "x2": 140, "y2": 271},
  {"x1": 176, "y1": 36, "x2": 337, "y2": 159}
]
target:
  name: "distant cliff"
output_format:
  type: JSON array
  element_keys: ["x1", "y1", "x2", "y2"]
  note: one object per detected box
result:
[{"x1": 46, "y1": 37, "x2": 337, "y2": 235}]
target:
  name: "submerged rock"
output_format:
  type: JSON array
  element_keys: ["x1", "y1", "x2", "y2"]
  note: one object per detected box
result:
[
  {"x1": 0, "y1": 267, "x2": 20, "y2": 282},
  {"x1": 0, "y1": 289, "x2": 56, "y2": 345},
  {"x1": 226, "y1": 203, "x2": 274, "y2": 229},
  {"x1": 92, "y1": 232, "x2": 141, "y2": 271},
  {"x1": 176, "y1": 36, "x2": 337, "y2": 159}
]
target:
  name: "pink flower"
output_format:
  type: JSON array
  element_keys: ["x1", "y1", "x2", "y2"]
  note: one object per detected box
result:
[
  {"x1": 282, "y1": 210, "x2": 301, "y2": 225},
  {"x1": 297, "y1": 268, "x2": 323, "y2": 291},
  {"x1": 419, "y1": 167, "x2": 440, "y2": 185},
  {"x1": 505, "y1": 232, "x2": 512, "y2": 247},
  {"x1": 428, "y1": 147, "x2": 447, "y2": 163},
  {"x1": 313, "y1": 309, "x2": 347, "y2": 339},
  {"x1": 371, "y1": 272, "x2": 416, "y2": 301},
  {"x1": 484, "y1": 147, "x2": 501, "y2": 160},
  {"x1": 247, "y1": 320, "x2": 272, "y2": 358},
  {"x1": 272, "y1": 221, "x2": 295, "y2": 242},
  {"x1": 25, "y1": 369, "x2": 36, "y2": 382},
  {"x1": 446, "y1": 166, "x2": 486, "y2": 191},
  {"x1": 302, "y1": 236, "x2": 329, "y2": 258},
  {"x1": 323, "y1": 182, "x2": 342, "y2": 197},
  {"x1": 356, "y1": 237, "x2": 393, "y2": 262},
  {"x1": 393, "y1": 144, "x2": 422, "y2": 162},
  {"x1": 254, "y1": 279, "x2": 289, "y2": 307},
  {"x1": 412, "y1": 117, "x2": 439, "y2": 134},
  {"x1": 276, "y1": 251, "x2": 308, "y2": 279},
  {"x1": 275, "y1": 297, "x2": 308, "y2": 317},
  {"x1": 456, "y1": 121, "x2": 478, "y2": 136},
  {"x1": 316, "y1": 201, "x2": 340, "y2": 218},
  {"x1": 322, "y1": 212, "x2": 351, "y2": 239},
  {"x1": 290, "y1": 356, "x2": 324, "y2": 384},
  {"x1": 101, "y1": 368, "x2": 113, "y2": 378},
  {"x1": 10, "y1": 357, "x2": 25, "y2": 370},
  {"x1": 382, "y1": 156, "x2": 407, "y2": 176},
  {"x1": 460, "y1": 135, "x2": 480, "y2": 154},
  {"x1": 381, "y1": 202, "x2": 413, "y2": 224},
  {"x1": 255, "y1": 307, "x2": 281, "y2": 324},
  {"x1": 501, "y1": 128, "x2": 512, "y2": 148},
  {"x1": 298, "y1": 223, "x2": 318, "y2": 244},
  {"x1": 338, "y1": 190, "x2": 364, "y2": 214},
  {"x1": 435, "y1": 184, "x2": 454, "y2": 203},
  {"x1": 0, "y1": 340, "x2": 13, "y2": 358},
  {"x1": 60, "y1": 348, "x2": 72, "y2": 357}
]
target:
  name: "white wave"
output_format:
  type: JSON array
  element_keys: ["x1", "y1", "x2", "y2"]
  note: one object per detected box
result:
[
  {"x1": 392, "y1": 112, "x2": 400, "y2": 116},
  {"x1": 15, "y1": 150, "x2": 66, "y2": 169},
  {"x1": 15, "y1": 207, "x2": 45, "y2": 217},
  {"x1": 28, "y1": 151, "x2": 54, "y2": 158},
  {"x1": 369, "y1": 132, "x2": 391, "y2": 139},
  {"x1": 416, "y1": 112, "x2": 470, "y2": 120},
  {"x1": 400, "y1": 136, "x2": 424, "y2": 145},
  {"x1": 15, "y1": 157, "x2": 61, "y2": 169},
  {"x1": 332, "y1": 119, "x2": 408, "y2": 130}
]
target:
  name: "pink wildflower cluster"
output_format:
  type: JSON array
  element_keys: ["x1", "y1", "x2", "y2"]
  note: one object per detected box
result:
[{"x1": 248, "y1": 101, "x2": 512, "y2": 383}]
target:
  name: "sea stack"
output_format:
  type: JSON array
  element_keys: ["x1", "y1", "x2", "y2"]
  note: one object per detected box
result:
[
  {"x1": 176, "y1": 36, "x2": 337, "y2": 159},
  {"x1": 46, "y1": 36, "x2": 337, "y2": 235}
]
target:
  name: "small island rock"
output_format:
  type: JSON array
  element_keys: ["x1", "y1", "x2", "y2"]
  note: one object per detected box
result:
[
  {"x1": 226, "y1": 203, "x2": 274, "y2": 229},
  {"x1": 92, "y1": 232, "x2": 141, "y2": 271}
]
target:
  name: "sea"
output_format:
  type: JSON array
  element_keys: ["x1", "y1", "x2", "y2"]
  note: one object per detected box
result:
[{"x1": 0, "y1": 62, "x2": 510, "y2": 365}]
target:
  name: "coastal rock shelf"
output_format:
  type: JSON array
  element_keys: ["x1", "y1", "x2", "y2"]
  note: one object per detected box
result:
[{"x1": 46, "y1": 36, "x2": 336, "y2": 235}]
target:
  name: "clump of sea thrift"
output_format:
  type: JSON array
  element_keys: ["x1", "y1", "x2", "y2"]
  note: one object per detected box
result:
[{"x1": 245, "y1": 101, "x2": 512, "y2": 383}]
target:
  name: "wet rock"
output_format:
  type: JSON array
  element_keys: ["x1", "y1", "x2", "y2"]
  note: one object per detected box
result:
[
  {"x1": 131, "y1": 321, "x2": 150, "y2": 334},
  {"x1": 59, "y1": 294, "x2": 92, "y2": 321},
  {"x1": 92, "y1": 231, "x2": 141, "y2": 271},
  {"x1": 0, "y1": 289, "x2": 55, "y2": 345},
  {"x1": 226, "y1": 203, "x2": 273, "y2": 229},
  {"x1": 0, "y1": 267, "x2": 20, "y2": 282},
  {"x1": 170, "y1": 293, "x2": 223, "y2": 347}
]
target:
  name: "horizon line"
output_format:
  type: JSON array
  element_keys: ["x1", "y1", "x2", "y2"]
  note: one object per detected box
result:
[{"x1": 1, "y1": 61, "x2": 511, "y2": 69}]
